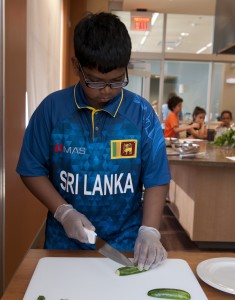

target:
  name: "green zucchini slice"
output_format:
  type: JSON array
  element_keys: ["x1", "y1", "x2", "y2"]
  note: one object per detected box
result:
[
  {"x1": 115, "y1": 266, "x2": 146, "y2": 276},
  {"x1": 147, "y1": 288, "x2": 191, "y2": 299}
]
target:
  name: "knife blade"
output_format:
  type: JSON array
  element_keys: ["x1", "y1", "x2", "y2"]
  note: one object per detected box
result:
[{"x1": 84, "y1": 228, "x2": 134, "y2": 266}]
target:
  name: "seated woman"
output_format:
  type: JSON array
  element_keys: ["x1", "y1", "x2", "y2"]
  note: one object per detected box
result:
[
  {"x1": 214, "y1": 110, "x2": 233, "y2": 140},
  {"x1": 187, "y1": 106, "x2": 207, "y2": 139},
  {"x1": 164, "y1": 95, "x2": 199, "y2": 138}
]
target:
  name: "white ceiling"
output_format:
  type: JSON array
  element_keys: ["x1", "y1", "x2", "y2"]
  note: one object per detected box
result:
[
  {"x1": 122, "y1": 0, "x2": 216, "y2": 15},
  {"x1": 110, "y1": 0, "x2": 217, "y2": 54}
]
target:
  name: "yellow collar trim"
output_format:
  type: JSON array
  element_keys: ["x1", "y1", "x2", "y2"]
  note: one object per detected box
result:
[{"x1": 73, "y1": 84, "x2": 124, "y2": 118}]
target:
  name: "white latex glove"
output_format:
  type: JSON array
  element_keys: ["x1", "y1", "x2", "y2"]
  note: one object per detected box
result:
[
  {"x1": 133, "y1": 225, "x2": 167, "y2": 271},
  {"x1": 54, "y1": 204, "x2": 95, "y2": 243}
]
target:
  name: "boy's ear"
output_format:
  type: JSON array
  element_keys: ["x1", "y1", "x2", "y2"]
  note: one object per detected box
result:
[{"x1": 71, "y1": 56, "x2": 79, "y2": 76}]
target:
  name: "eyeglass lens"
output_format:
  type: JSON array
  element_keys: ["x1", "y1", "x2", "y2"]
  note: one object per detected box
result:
[{"x1": 79, "y1": 62, "x2": 128, "y2": 89}]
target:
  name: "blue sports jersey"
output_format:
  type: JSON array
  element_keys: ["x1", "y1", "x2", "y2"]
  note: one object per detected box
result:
[{"x1": 17, "y1": 83, "x2": 171, "y2": 250}]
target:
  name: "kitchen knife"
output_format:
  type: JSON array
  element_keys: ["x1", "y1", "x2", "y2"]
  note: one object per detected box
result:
[{"x1": 84, "y1": 228, "x2": 134, "y2": 266}]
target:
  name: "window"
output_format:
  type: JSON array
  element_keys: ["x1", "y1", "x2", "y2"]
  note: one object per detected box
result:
[{"x1": 114, "y1": 10, "x2": 235, "y2": 125}]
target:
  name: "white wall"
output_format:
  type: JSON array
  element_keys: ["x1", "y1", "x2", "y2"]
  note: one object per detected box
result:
[{"x1": 27, "y1": 0, "x2": 62, "y2": 118}]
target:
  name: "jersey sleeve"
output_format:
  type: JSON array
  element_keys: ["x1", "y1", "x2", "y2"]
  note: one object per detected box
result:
[
  {"x1": 141, "y1": 104, "x2": 171, "y2": 188},
  {"x1": 16, "y1": 98, "x2": 52, "y2": 176}
]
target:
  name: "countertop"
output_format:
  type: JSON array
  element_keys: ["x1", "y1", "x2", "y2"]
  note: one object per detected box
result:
[{"x1": 167, "y1": 140, "x2": 235, "y2": 167}]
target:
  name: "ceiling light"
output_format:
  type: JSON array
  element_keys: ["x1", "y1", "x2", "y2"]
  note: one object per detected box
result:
[
  {"x1": 196, "y1": 46, "x2": 207, "y2": 54},
  {"x1": 151, "y1": 13, "x2": 159, "y2": 26},
  {"x1": 196, "y1": 42, "x2": 212, "y2": 54},
  {"x1": 181, "y1": 32, "x2": 189, "y2": 37},
  {"x1": 140, "y1": 36, "x2": 147, "y2": 45},
  {"x1": 140, "y1": 31, "x2": 149, "y2": 45}
]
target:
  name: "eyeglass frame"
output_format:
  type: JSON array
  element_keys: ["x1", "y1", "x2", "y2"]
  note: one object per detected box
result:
[{"x1": 78, "y1": 62, "x2": 129, "y2": 89}]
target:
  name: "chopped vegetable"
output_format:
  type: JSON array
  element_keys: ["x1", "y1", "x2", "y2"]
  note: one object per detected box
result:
[
  {"x1": 147, "y1": 288, "x2": 191, "y2": 299},
  {"x1": 37, "y1": 296, "x2": 45, "y2": 300},
  {"x1": 115, "y1": 266, "x2": 146, "y2": 276},
  {"x1": 212, "y1": 128, "x2": 235, "y2": 148}
]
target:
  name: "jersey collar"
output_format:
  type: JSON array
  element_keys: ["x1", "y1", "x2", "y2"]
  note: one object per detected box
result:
[{"x1": 73, "y1": 82, "x2": 123, "y2": 118}]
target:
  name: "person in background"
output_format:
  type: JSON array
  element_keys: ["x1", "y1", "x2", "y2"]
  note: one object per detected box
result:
[
  {"x1": 16, "y1": 12, "x2": 171, "y2": 271},
  {"x1": 152, "y1": 100, "x2": 158, "y2": 116},
  {"x1": 214, "y1": 110, "x2": 233, "y2": 140},
  {"x1": 162, "y1": 92, "x2": 177, "y2": 123},
  {"x1": 187, "y1": 106, "x2": 207, "y2": 139},
  {"x1": 164, "y1": 95, "x2": 199, "y2": 138},
  {"x1": 162, "y1": 92, "x2": 183, "y2": 130}
]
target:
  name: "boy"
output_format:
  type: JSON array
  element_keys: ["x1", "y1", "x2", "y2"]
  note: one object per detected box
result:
[
  {"x1": 164, "y1": 95, "x2": 199, "y2": 138},
  {"x1": 17, "y1": 12, "x2": 170, "y2": 271}
]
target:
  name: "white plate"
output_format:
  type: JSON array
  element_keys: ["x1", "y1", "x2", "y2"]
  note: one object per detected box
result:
[
  {"x1": 197, "y1": 257, "x2": 235, "y2": 295},
  {"x1": 180, "y1": 138, "x2": 204, "y2": 142}
]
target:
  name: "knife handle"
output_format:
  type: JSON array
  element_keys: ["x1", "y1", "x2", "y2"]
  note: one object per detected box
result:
[{"x1": 84, "y1": 228, "x2": 97, "y2": 244}]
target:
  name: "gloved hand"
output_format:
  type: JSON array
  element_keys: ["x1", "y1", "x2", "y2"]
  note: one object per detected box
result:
[
  {"x1": 54, "y1": 204, "x2": 95, "y2": 243},
  {"x1": 133, "y1": 225, "x2": 167, "y2": 271}
]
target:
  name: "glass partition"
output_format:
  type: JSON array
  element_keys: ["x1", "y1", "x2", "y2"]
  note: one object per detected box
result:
[
  {"x1": 127, "y1": 73, "x2": 143, "y2": 96},
  {"x1": 164, "y1": 61, "x2": 210, "y2": 120},
  {"x1": 127, "y1": 60, "x2": 235, "y2": 127},
  {"x1": 212, "y1": 62, "x2": 235, "y2": 122}
]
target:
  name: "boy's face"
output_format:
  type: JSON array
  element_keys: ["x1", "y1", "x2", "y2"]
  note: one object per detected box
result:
[
  {"x1": 173, "y1": 102, "x2": 182, "y2": 114},
  {"x1": 78, "y1": 66, "x2": 127, "y2": 109}
]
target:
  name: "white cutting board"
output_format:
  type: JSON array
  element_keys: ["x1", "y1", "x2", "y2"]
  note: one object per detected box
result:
[{"x1": 23, "y1": 257, "x2": 207, "y2": 300}]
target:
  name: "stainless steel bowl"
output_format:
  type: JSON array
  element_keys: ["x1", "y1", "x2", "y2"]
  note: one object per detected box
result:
[
  {"x1": 171, "y1": 141, "x2": 200, "y2": 154},
  {"x1": 165, "y1": 137, "x2": 178, "y2": 147}
]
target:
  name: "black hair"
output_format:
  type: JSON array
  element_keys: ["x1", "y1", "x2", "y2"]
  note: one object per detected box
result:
[
  {"x1": 74, "y1": 12, "x2": 132, "y2": 73},
  {"x1": 220, "y1": 110, "x2": 233, "y2": 119},
  {"x1": 192, "y1": 106, "x2": 206, "y2": 119},
  {"x1": 167, "y1": 95, "x2": 183, "y2": 111}
]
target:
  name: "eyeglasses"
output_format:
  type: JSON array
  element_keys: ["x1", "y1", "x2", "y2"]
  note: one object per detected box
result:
[{"x1": 78, "y1": 62, "x2": 129, "y2": 89}]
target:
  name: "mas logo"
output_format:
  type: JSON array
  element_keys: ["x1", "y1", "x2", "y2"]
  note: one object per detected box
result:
[{"x1": 111, "y1": 140, "x2": 137, "y2": 159}]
